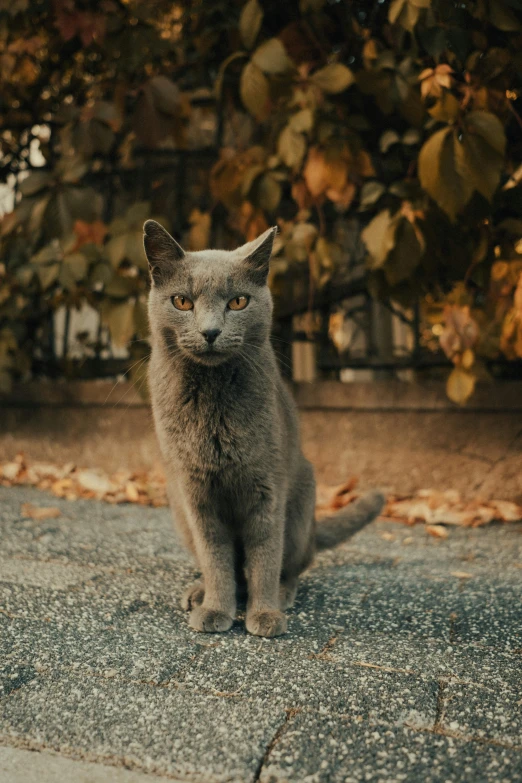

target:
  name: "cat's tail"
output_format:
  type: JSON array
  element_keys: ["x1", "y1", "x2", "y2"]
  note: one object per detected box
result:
[{"x1": 315, "y1": 489, "x2": 386, "y2": 551}]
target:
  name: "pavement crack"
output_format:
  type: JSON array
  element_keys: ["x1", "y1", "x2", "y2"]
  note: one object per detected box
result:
[
  {"x1": 434, "y1": 679, "x2": 448, "y2": 729},
  {"x1": 308, "y1": 635, "x2": 339, "y2": 661},
  {"x1": 252, "y1": 708, "x2": 300, "y2": 783},
  {"x1": 449, "y1": 612, "x2": 458, "y2": 644},
  {"x1": 350, "y1": 661, "x2": 416, "y2": 675}
]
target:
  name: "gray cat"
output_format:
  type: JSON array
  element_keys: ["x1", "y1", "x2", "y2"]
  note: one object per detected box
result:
[{"x1": 144, "y1": 220, "x2": 384, "y2": 637}]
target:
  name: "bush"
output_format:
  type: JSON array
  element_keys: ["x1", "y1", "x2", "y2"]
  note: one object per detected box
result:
[{"x1": 1, "y1": 0, "x2": 522, "y2": 402}]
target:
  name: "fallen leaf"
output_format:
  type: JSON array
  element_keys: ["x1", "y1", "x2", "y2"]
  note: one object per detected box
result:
[
  {"x1": 2, "y1": 462, "x2": 21, "y2": 481},
  {"x1": 21, "y1": 503, "x2": 61, "y2": 520},
  {"x1": 125, "y1": 481, "x2": 140, "y2": 502},
  {"x1": 380, "y1": 532, "x2": 396, "y2": 542},
  {"x1": 426, "y1": 524, "x2": 449, "y2": 539},
  {"x1": 76, "y1": 469, "x2": 116, "y2": 496},
  {"x1": 451, "y1": 571, "x2": 473, "y2": 579}
]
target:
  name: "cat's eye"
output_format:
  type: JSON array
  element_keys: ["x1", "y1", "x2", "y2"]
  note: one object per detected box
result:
[
  {"x1": 227, "y1": 295, "x2": 249, "y2": 311},
  {"x1": 172, "y1": 295, "x2": 194, "y2": 311}
]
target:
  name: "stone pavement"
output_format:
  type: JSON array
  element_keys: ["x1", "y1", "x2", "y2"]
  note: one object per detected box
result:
[{"x1": 0, "y1": 486, "x2": 521, "y2": 783}]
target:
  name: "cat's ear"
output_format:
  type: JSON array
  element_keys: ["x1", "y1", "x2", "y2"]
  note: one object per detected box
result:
[
  {"x1": 242, "y1": 226, "x2": 277, "y2": 284},
  {"x1": 143, "y1": 220, "x2": 184, "y2": 286}
]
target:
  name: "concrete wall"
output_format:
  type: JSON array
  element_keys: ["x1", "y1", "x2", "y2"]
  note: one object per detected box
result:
[{"x1": 2, "y1": 381, "x2": 522, "y2": 501}]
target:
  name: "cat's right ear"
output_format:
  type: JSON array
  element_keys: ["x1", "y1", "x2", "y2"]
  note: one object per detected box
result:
[{"x1": 143, "y1": 220, "x2": 184, "y2": 286}]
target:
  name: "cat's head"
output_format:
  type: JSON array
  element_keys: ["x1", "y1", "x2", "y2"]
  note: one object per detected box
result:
[{"x1": 144, "y1": 220, "x2": 277, "y2": 365}]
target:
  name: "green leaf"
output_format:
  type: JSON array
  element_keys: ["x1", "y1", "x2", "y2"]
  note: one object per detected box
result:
[
  {"x1": 106, "y1": 234, "x2": 127, "y2": 268},
  {"x1": 383, "y1": 218, "x2": 423, "y2": 285},
  {"x1": 59, "y1": 157, "x2": 88, "y2": 184},
  {"x1": 252, "y1": 38, "x2": 292, "y2": 74},
  {"x1": 456, "y1": 112, "x2": 506, "y2": 201},
  {"x1": 31, "y1": 240, "x2": 61, "y2": 265},
  {"x1": 240, "y1": 62, "x2": 270, "y2": 119},
  {"x1": 126, "y1": 201, "x2": 151, "y2": 227},
  {"x1": 255, "y1": 174, "x2": 282, "y2": 212},
  {"x1": 490, "y1": 1, "x2": 520, "y2": 31},
  {"x1": 37, "y1": 263, "x2": 60, "y2": 290},
  {"x1": 18, "y1": 171, "x2": 52, "y2": 197},
  {"x1": 428, "y1": 92, "x2": 460, "y2": 124},
  {"x1": 418, "y1": 127, "x2": 473, "y2": 221},
  {"x1": 310, "y1": 63, "x2": 355, "y2": 94},
  {"x1": 240, "y1": 0, "x2": 263, "y2": 50},
  {"x1": 464, "y1": 111, "x2": 506, "y2": 155},
  {"x1": 133, "y1": 297, "x2": 149, "y2": 339},
  {"x1": 125, "y1": 231, "x2": 147, "y2": 267},
  {"x1": 64, "y1": 252, "x2": 88, "y2": 281},
  {"x1": 104, "y1": 273, "x2": 139, "y2": 298}
]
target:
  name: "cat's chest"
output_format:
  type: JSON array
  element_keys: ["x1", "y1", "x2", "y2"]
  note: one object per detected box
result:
[{"x1": 163, "y1": 385, "x2": 254, "y2": 471}]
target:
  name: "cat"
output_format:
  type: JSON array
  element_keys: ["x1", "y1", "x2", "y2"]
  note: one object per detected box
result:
[{"x1": 144, "y1": 220, "x2": 385, "y2": 637}]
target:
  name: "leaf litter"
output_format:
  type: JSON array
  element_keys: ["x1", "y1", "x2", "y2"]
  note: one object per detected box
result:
[{"x1": 1, "y1": 456, "x2": 521, "y2": 533}]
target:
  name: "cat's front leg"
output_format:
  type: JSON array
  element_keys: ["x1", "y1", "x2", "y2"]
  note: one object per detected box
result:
[
  {"x1": 244, "y1": 509, "x2": 287, "y2": 637},
  {"x1": 187, "y1": 508, "x2": 236, "y2": 633}
]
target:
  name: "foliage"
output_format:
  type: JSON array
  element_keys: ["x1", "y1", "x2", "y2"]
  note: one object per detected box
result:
[{"x1": 2, "y1": 0, "x2": 522, "y2": 402}]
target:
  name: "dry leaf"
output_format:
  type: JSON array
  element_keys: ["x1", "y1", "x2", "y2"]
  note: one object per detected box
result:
[
  {"x1": 2, "y1": 462, "x2": 21, "y2": 481},
  {"x1": 426, "y1": 524, "x2": 449, "y2": 539},
  {"x1": 451, "y1": 571, "x2": 473, "y2": 579},
  {"x1": 21, "y1": 503, "x2": 61, "y2": 520}
]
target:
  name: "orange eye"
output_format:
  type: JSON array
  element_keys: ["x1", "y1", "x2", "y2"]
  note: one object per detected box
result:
[
  {"x1": 172, "y1": 295, "x2": 194, "y2": 311},
  {"x1": 227, "y1": 296, "x2": 249, "y2": 311}
]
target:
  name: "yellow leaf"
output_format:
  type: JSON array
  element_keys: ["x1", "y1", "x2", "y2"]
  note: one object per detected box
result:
[
  {"x1": 426, "y1": 524, "x2": 449, "y2": 539},
  {"x1": 461, "y1": 349, "x2": 475, "y2": 370},
  {"x1": 310, "y1": 63, "x2": 355, "y2": 94},
  {"x1": 240, "y1": 62, "x2": 270, "y2": 120},
  {"x1": 21, "y1": 503, "x2": 61, "y2": 520},
  {"x1": 251, "y1": 38, "x2": 291, "y2": 74},
  {"x1": 239, "y1": 0, "x2": 263, "y2": 50},
  {"x1": 428, "y1": 92, "x2": 460, "y2": 123},
  {"x1": 361, "y1": 209, "x2": 397, "y2": 269},
  {"x1": 278, "y1": 125, "x2": 306, "y2": 170},
  {"x1": 418, "y1": 127, "x2": 473, "y2": 221},
  {"x1": 446, "y1": 366, "x2": 476, "y2": 405},
  {"x1": 101, "y1": 300, "x2": 136, "y2": 348}
]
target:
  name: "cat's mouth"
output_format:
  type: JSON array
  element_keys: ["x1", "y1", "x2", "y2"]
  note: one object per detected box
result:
[{"x1": 182, "y1": 343, "x2": 232, "y2": 365}]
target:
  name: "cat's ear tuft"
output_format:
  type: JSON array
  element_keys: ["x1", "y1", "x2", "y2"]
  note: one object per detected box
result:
[
  {"x1": 143, "y1": 220, "x2": 184, "y2": 286},
  {"x1": 243, "y1": 226, "x2": 278, "y2": 284}
]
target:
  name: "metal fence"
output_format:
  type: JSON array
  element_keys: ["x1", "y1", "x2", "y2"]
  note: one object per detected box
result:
[{"x1": 14, "y1": 96, "x2": 513, "y2": 384}]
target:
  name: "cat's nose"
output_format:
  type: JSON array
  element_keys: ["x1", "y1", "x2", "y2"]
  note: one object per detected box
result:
[{"x1": 202, "y1": 328, "x2": 221, "y2": 345}]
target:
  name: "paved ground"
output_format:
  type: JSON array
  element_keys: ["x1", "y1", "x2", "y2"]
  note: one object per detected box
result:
[{"x1": 0, "y1": 485, "x2": 521, "y2": 782}]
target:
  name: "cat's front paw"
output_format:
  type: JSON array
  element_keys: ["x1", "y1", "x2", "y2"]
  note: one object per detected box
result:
[
  {"x1": 246, "y1": 609, "x2": 287, "y2": 637},
  {"x1": 188, "y1": 606, "x2": 233, "y2": 633},
  {"x1": 181, "y1": 581, "x2": 205, "y2": 611}
]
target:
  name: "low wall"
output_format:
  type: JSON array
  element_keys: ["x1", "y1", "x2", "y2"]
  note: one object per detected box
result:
[{"x1": 2, "y1": 381, "x2": 522, "y2": 501}]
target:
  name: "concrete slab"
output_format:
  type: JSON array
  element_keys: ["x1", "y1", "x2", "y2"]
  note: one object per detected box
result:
[
  {"x1": 0, "y1": 674, "x2": 286, "y2": 783},
  {"x1": 442, "y1": 681, "x2": 522, "y2": 746},
  {"x1": 1, "y1": 486, "x2": 521, "y2": 782},
  {"x1": 0, "y1": 745, "x2": 177, "y2": 783},
  {"x1": 258, "y1": 712, "x2": 522, "y2": 783}
]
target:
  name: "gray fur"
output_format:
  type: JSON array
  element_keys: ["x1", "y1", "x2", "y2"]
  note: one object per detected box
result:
[{"x1": 144, "y1": 220, "x2": 384, "y2": 637}]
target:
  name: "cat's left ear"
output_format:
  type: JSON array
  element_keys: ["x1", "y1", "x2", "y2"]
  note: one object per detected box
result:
[
  {"x1": 143, "y1": 220, "x2": 185, "y2": 286},
  {"x1": 242, "y1": 226, "x2": 278, "y2": 284}
]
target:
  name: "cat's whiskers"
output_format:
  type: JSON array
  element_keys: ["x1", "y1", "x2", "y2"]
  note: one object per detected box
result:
[
  {"x1": 112, "y1": 355, "x2": 150, "y2": 408},
  {"x1": 240, "y1": 340, "x2": 293, "y2": 375},
  {"x1": 236, "y1": 347, "x2": 283, "y2": 398},
  {"x1": 104, "y1": 353, "x2": 151, "y2": 405}
]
